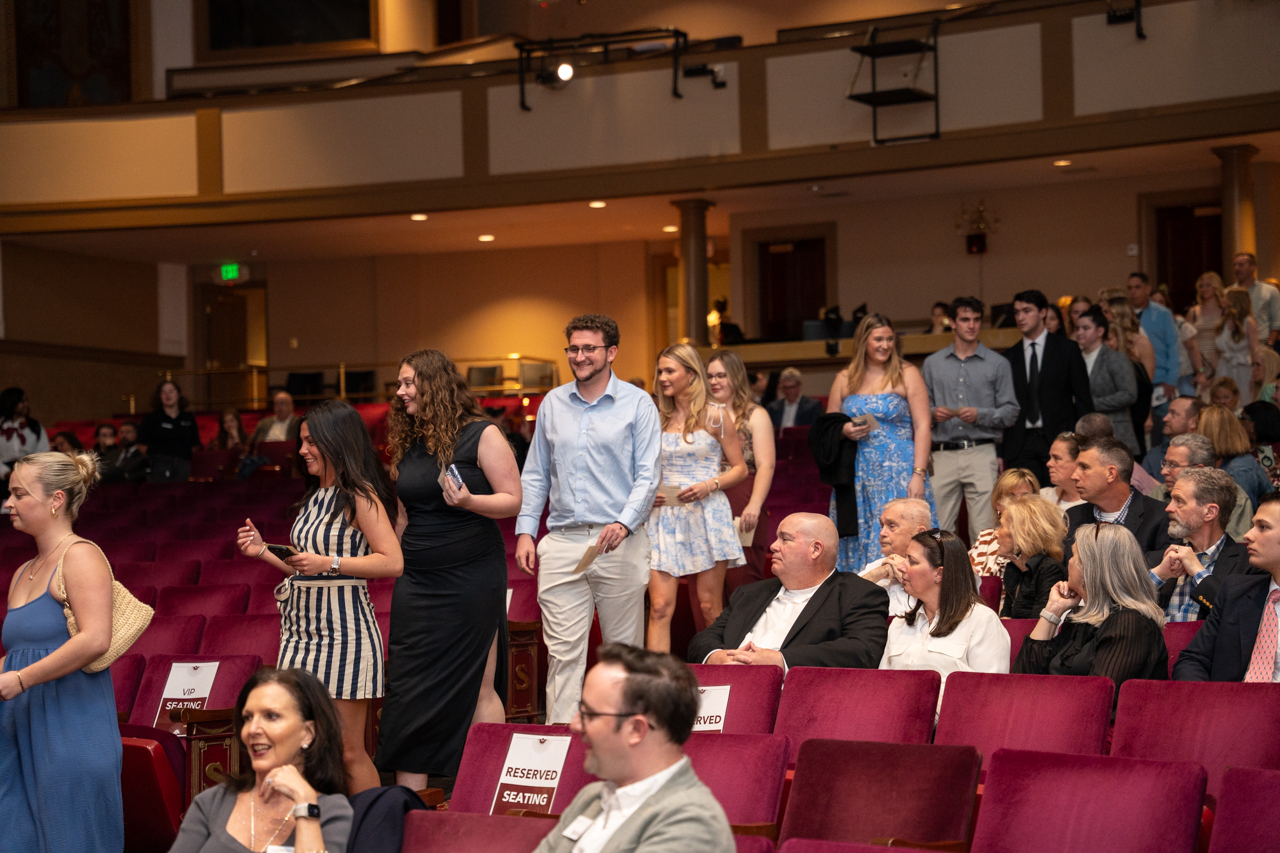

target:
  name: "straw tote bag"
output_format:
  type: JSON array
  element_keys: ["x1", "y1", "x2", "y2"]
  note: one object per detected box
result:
[{"x1": 55, "y1": 539, "x2": 154, "y2": 673}]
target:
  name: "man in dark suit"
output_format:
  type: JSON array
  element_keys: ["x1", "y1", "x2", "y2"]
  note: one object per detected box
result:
[
  {"x1": 1146, "y1": 467, "x2": 1259, "y2": 621},
  {"x1": 1066, "y1": 436, "x2": 1173, "y2": 554},
  {"x1": 1001, "y1": 289, "x2": 1094, "y2": 486},
  {"x1": 1175, "y1": 492, "x2": 1280, "y2": 681},
  {"x1": 100, "y1": 422, "x2": 148, "y2": 484},
  {"x1": 687, "y1": 513, "x2": 888, "y2": 670},
  {"x1": 766, "y1": 367, "x2": 823, "y2": 430}
]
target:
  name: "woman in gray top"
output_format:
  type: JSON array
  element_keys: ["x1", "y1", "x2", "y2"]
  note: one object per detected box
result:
[
  {"x1": 168, "y1": 669, "x2": 352, "y2": 853},
  {"x1": 1075, "y1": 307, "x2": 1140, "y2": 455}
]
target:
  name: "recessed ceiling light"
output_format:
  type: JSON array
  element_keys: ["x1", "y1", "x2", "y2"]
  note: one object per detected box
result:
[
  {"x1": 1053, "y1": 159, "x2": 1072, "y2": 167},
  {"x1": 478, "y1": 234, "x2": 496, "y2": 242},
  {"x1": 588, "y1": 201, "x2": 606, "y2": 209},
  {"x1": 410, "y1": 213, "x2": 428, "y2": 221},
  {"x1": 662, "y1": 225, "x2": 679, "y2": 233}
]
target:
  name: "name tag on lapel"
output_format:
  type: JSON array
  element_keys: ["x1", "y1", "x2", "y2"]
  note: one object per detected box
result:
[{"x1": 563, "y1": 815, "x2": 595, "y2": 841}]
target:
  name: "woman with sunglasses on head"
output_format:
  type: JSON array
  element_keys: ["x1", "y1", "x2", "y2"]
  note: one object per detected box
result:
[
  {"x1": 236, "y1": 400, "x2": 402, "y2": 794},
  {"x1": 880, "y1": 529, "x2": 1009, "y2": 711}
]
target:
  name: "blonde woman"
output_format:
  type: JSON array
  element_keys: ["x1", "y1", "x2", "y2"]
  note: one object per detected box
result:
[
  {"x1": 992, "y1": 494, "x2": 1068, "y2": 618},
  {"x1": 1186, "y1": 271, "x2": 1227, "y2": 388},
  {"x1": 968, "y1": 468, "x2": 1040, "y2": 578},
  {"x1": 1198, "y1": 404, "x2": 1273, "y2": 512},
  {"x1": 707, "y1": 351, "x2": 776, "y2": 592},
  {"x1": 826, "y1": 313, "x2": 936, "y2": 572},
  {"x1": 1015, "y1": 523, "x2": 1168, "y2": 711},
  {"x1": 1214, "y1": 287, "x2": 1260, "y2": 404},
  {"x1": 647, "y1": 344, "x2": 748, "y2": 652}
]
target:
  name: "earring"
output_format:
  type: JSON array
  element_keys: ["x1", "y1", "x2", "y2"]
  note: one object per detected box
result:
[
  {"x1": 51, "y1": 507, "x2": 57, "y2": 518},
  {"x1": 301, "y1": 741, "x2": 311, "y2": 750}
]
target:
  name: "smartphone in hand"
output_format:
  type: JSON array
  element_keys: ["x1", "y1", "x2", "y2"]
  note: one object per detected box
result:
[
  {"x1": 266, "y1": 544, "x2": 299, "y2": 561},
  {"x1": 445, "y1": 464, "x2": 464, "y2": 489}
]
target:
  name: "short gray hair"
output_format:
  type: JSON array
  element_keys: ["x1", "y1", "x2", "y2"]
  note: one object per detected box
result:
[
  {"x1": 1169, "y1": 433, "x2": 1215, "y2": 467},
  {"x1": 882, "y1": 497, "x2": 932, "y2": 529},
  {"x1": 1175, "y1": 467, "x2": 1237, "y2": 521}
]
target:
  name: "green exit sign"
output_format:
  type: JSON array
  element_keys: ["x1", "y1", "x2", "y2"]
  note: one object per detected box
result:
[{"x1": 220, "y1": 263, "x2": 240, "y2": 281}]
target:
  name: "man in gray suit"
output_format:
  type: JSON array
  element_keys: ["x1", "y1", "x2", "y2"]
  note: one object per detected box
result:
[{"x1": 533, "y1": 644, "x2": 734, "y2": 853}]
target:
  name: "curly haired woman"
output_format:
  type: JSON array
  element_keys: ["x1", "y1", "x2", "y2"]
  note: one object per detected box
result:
[{"x1": 373, "y1": 350, "x2": 522, "y2": 790}]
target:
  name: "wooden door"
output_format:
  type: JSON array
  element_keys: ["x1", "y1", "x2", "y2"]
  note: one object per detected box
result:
[
  {"x1": 758, "y1": 238, "x2": 827, "y2": 342},
  {"x1": 203, "y1": 286, "x2": 248, "y2": 408},
  {"x1": 1155, "y1": 204, "x2": 1223, "y2": 313}
]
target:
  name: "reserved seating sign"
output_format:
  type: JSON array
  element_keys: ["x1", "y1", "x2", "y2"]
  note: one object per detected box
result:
[
  {"x1": 491, "y1": 733, "x2": 573, "y2": 816},
  {"x1": 153, "y1": 662, "x2": 220, "y2": 736},
  {"x1": 692, "y1": 685, "x2": 731, "y2": 732}
]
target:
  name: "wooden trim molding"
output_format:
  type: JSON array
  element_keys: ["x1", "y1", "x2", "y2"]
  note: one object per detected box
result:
[
  {"x1": 192, "y1": 0, "x2": 380, "y2": 66},
  {"x1": 195, "y1": 108, "x2": 224, "y2": 196},
  {"x1": 129, "y1": 0, "x2": 152, "y2": 103},
  {"x1": 0, "y1": 338, "x2": 186, "y2": 368}
]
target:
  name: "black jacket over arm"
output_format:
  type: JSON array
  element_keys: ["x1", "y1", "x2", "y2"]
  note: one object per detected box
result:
[
  {"x1": 1001, "y1": 334, "x2": 1094, "y2": 465},
  {"x1": 1174, "y1": 573, "x2": 1274, "y2": 681},
  {"x1": 809, "y1": 413, "x2": 857, "y2": 538},
  {"x1": 687, "y1": 571, "x2": 889, "y2": 669},
  {"x1": 1144, "y1": 538, "x2": 1261, "y2": 619},
  {"x1": 1065, "y1": 491, "x2": 1174, "y2": 555}
]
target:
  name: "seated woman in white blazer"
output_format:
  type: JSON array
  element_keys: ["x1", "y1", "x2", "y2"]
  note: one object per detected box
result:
[{"x1": 880, "y1": 528, "x2": 1009, "y2": 710}]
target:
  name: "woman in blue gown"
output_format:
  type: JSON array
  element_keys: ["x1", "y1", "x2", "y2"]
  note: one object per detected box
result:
[
  {"x1": 1, "y1": 451, "x2": 123, "y2": 853},
  {"x1": 828, "y1": 314, "x2": 937, "y2": 572}
]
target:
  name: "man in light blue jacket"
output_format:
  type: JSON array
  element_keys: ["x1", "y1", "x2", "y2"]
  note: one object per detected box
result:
[{"x1": 1129, "y1": 273, "x2": 1179, "y2": 449}]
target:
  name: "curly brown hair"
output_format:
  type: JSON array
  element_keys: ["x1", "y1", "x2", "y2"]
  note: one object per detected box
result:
[{"x1": 387, "y1": 350, "x2": 488, "y2": 475}]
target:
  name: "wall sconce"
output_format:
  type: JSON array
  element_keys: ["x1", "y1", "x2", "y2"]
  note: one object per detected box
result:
[{"x1": 956, "y1": 200, "x2": 999, "y2": 255}]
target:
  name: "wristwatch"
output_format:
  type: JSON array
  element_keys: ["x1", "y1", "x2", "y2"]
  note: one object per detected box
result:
[
  {"x1": 329, "y1": 556, "x2": 341, "y2": 576},
  {"x1": 292, "y1": 802, "x2": 321, "y2": 820}
]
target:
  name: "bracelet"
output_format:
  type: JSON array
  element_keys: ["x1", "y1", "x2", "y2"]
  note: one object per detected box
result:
[
  {"x1": 912, "y1": 468, "x2": 928, "y2": 477},
  {"x1": 15, "y1": 671, "x2": 26, "y2": 692},
  {"x1": 1039, "y1": 608, "x2": 1062, "y2": 625},
  {"x1": 712, "y1": 477, "x2": 721, "y2": 492},
  {"x1": 256, "y1": 543, "x2": 268, "y2": 558}
]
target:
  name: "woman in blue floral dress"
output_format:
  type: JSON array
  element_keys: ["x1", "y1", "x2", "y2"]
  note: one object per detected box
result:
[
  {"x1": 828, "y1": 314, "x2": 937, "y2": 572},
  {"x1": 646, "y1": 343, "x2": 748, "y2": 653}
]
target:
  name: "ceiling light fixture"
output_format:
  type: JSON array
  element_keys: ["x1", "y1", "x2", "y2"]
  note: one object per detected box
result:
[
  {"x1": 535, "y1": 61, "x2": 575, "y2": 87},
  {"x1": 478, "y1": 234, "x2": 496, "y2": 242},
  {"x1": 1053, "y1": 159, "x2": 1072, "y2": 167},
  {"x1": 410, "y1": 213, "x2": 428, "y2": 221},
  {"x1": 589, "y1": 201, "x2": 606, "y2": 209},
  {"x1": 662, "y1": 225, "x2": 679, "y2": 233}
]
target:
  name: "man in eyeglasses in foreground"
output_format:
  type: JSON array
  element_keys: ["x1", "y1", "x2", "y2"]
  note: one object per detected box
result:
[{"x1": 533, "y1": 643, "x2": 734, "y2": 853}]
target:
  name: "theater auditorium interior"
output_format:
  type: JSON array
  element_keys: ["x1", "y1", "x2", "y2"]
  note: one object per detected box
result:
[{"x1": 1, "y1": 0, "x2": 1279, "y2": 851}]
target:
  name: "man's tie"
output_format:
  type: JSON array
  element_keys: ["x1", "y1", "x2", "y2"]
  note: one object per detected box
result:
[
  {"x1": 1026, "y1": 342, "x2": 1041, "y2": 426},
  {"x1": 1243, "y1": 589, "x2": 1280, "y2": 683}
]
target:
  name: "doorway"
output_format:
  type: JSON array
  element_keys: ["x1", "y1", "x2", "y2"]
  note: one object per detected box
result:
[
  {"x1": 199, "y1": 281, "x2": 267, "y2": 409},
  {"x1": 758, "y1": 238, "x2": 827, "y2": 342},
  {"x1": 1154, "y1": 203, "x2": 1223, "y2": 312}
]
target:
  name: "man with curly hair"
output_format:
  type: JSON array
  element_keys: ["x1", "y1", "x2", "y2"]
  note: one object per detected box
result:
[{"x1": 516, "y1": 314, "x2": 662, "y2": 724}]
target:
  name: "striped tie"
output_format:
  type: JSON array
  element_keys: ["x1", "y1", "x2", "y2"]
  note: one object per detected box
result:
[{"x1": 1244, "y1": 589, "x2": 1280, "y2": 683}]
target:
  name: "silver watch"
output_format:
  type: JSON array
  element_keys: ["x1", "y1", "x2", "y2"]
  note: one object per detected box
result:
[{"x1": 329, "y1": 555, "x2": 341, "y2": 575}]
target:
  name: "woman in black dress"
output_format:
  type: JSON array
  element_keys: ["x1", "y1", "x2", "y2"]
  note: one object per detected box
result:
[
  {"x1": 375, "y1": 350, "x2": 522, "y2": 789},
  {"x1": 1014, "y1": 522, "x2": 1168, "y2": 712}
]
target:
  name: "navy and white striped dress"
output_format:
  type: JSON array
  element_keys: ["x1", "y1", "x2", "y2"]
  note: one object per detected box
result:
[{"x1": 278, "y1": 486, "x2": 384, "y2": 700}]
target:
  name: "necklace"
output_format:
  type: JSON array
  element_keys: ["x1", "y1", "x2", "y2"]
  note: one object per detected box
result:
[
  {"x1": 27, "y1": 532, "x2": 76, "y2": 581},
  {"x1": 249, "y1": 793, "x2": 292, "y2": 852}
]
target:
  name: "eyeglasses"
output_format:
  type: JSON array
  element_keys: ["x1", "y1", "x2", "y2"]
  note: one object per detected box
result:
[
  {"x1": 577, "y1": 701, "x2": 636, "y2": 722},
  {"x1": 564, "y1": 345, "x2": 604, "y2": 357},
  {"x1": 1160, "y1": 461, "x2": 1203, "y2": 473}
]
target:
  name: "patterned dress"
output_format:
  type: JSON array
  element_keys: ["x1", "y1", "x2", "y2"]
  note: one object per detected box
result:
[
  {"x1": 1215, "y1": 325, "x2": 1254, "y2": 403},
  {"x1": 647, "y1": 417, "x2": 746, "y2": 577},
  {"x1": 831, "y1": 393, "x2": 937, "y2": 572}
]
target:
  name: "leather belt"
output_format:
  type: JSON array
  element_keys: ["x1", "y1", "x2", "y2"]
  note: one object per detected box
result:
[{"x1": 931, "y1": 439, "x2": 995, "y2": 451}]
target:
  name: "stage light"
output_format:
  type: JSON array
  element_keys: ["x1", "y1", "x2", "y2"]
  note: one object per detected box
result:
[{"x1": 557, "y1": 62, "x2": 574, "y2": 82}]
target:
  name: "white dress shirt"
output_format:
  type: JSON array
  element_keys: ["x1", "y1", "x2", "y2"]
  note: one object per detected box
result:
[
  {"x1": 703, "y1": 572, "x2": 834, "y2": 670},
  {"x1": 1022, "y1": 328, "x2": 1049, "y2": 428},
  {"x1": 781, "y1": 399, "x2": 800, "y2": 428},
  {"x1": 570, "y1": 757, "x2": 688, "y2": 853},
  {"x1": 859, "y1": 558, "x2": 916, "y2": 617},
  {"x1": 880, "y1": 603, "x2": 1010, "y2": 711}
]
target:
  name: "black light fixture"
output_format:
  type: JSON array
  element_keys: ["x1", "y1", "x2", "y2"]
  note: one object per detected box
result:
[{"x1": 516, "y1": 28, "x2": 689, "y2": 111}]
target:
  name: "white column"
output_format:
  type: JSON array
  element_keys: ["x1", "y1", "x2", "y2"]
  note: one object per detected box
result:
[{"x1": 158, "y1": 263, "x2": 188, "y2": 356}]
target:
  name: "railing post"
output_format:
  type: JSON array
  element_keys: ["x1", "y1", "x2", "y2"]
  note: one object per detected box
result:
[
  {"x1": 339, "y1": 363, "x2": 347, "y2": 400},
  {"x1": 251, "y1": 368, "x2": 260, "y2": 409},
  {"x1": 128, "y1": 394, "x2": 135, "y2": 415}
]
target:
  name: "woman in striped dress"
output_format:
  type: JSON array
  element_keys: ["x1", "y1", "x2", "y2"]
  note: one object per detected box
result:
[{"x1": 236, "y1": 400, "x2": 402, "y2": 793}]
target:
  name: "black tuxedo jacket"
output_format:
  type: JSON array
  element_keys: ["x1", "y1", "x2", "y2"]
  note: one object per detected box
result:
[
  {"x1": 1173, "y1": 573, "x2": 1275, "y2": 681},
  {"x1": 686, "y1": 571, "x2": 889, "y2": 669},
  {"x1": 1066, "y1": 490, "x2": 1174, "y2": 555},
  {"x1": 767, "y1": 396, "x2": 824, "y2": 430},
  {"x1": 1002, "y1": 334, "x2": 1094, "y2": 463},
  {"x1": 1144, "y1": 538, "x2": 1261, "y2": 619}
]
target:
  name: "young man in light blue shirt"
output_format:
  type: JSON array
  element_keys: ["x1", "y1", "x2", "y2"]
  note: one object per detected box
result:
[
  {"x1": 1129, "y1": 272, "x2": 1180, "y2": 448},
  {"x1": 516, "y1": 314, "x2": 662, "y2": 724}
]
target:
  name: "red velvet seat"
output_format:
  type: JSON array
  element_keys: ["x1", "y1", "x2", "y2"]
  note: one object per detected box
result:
[
  {"x1": 377, "y1": 610, "x2": 391, "y2": 654},
  {"x1": 736, "y1": 837, "x2": 779, "y2": 853},
  {"x1": 368, "y1": 578, "x2": 394, "y2": 612},
  {"x1": 776, "y1": 842, "x2": 881, "y2": 853},
  {"x1": 684, "y1": 733, "x2": 789, "y2": 828},
  {"x1": 197, "y1": 560, "x2": 281, "y2": 586},
  {"x1": 187, "y1": 521, "x2": 245, "y2": 542},
  {"x1": 130, "y1": 616, "x2": 205, "y2": 658},
  {"x1": 114, "y1": 560, "x2": 201, "y2": 588},
  {"x1": 93, "y1": 524, "x2": 188, "y2": 544},
  {"x1": 157, "y1": 539, "x2": 235, "y2": 563},
  {"x1": 773, "y1": 668, "x2": 939, "y2": 766},
  {"x1": 401, "y1": 810, "x2": 552, "y2": 853},
  {"x1": 507, "y1": 577, "x2": 539, "y2": 622},
  {"x1": 1162, "y1": 621, "x2": 1204, "y2": 677},
  {"x1": 1000, "y1": 618, "x2": 1039, "y2": 669},
  {"x1": 934, "y1": 673, "x2": 1112, "y2": 778},
  {"x1": 778, "y1": 739, "x2": 979, "y2": 847},
  {"x1": 156, "y1": 584, "x2": 250, "y2": 617},
  {"x1": 124, "y1": 585, "x2": 157, "y2": 607},
  {"x1": 256, "y1": 440, "x2": 297, "y2": 470},
  {"x1": 448, "y1": 723, "x2": 592, "y2": 815},
  {"x1": 978, "y1": 575, "x2": 1002, "y2": 612},
  {"x1": 110, "y1": 653, "x2": 147, "y2": 718},
  {"x1": 149, "y1": 507, "x2": 217, "y2": 527},
  {"x1": 246, "y1": 583, "x2": 282, "y2": 615},
  {"x1": 121, "y1": 737, "x2": 184, "y2": 853},
  {"x1": 2, "y1": 544, "x2": 38, "y2": 568},
  {"x1": 198, "y1": 615, "x2": 282, "y2": 665},
  {"x1": 971, "y1": 748, "x2": 1206, "y2": 853},
  {"x1": 688, "y1": 664, "x2": 785, "y2": 734},
  {"x1": 127, "y1": 653, "x2": 263, "y2": 729},
  {"x1": 1111, "y1": 680, "x2": 1280, "y2": 802},
  {"x1": 190, "y1": 449, "x2": 239, "y2": 481},
  {"x1": 1207, "y1": 767, "x2": 1280, "y2": 853},
  {"x1": 99, "y1": 540, "x2": 158, "y2": 563}
]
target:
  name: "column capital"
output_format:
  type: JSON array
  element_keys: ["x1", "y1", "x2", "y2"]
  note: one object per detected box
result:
[
  {"x1": 671, "y1": 198, "x2": 715, "y2": 212},
  {"x1": 1211, "y1": 144, "x2": 1260, "y2": 162}
]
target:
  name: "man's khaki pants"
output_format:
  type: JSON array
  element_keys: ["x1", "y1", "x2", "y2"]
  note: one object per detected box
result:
[
  {"x1": 536, "y1": 524, "x2": 650, "y2": 724},
  {"x1": 932, "y1": 444, "x2": 998, "y2": 541}
]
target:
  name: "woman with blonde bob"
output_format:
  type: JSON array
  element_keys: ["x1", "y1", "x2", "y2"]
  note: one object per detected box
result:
[
  {"x1": 993, "y1": 494, "x2": 1068, "y2": 618},
  {"x1": 1015, "y1": 523, "x2": 1167, "y2": 710},
  {"x1": 1198, "y1": 404, "x2": 1273, "y2": 513},
  {"x1": 647, "y1": 343, "x2": 747, "y2": 652},
  {"x1": 1, "y1": 451, "x2": 124, "y2": 852},
  {"x1": 827, "y1": 313, "x2": 935, "y2": 571},
  {"x1": 706, "y1": 350, "x2": 776, "y2": 592},
  {"x1": 968, "y1": 468, "x2": 1040, "y2": 578}
]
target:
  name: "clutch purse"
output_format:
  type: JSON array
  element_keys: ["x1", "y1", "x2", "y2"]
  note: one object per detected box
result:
[{"x1": 56, "y1": 540, "x2": 154, "y2": 674}]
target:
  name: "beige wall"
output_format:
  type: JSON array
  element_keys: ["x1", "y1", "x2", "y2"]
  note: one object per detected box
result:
[{"x1": 0, "y1": 353, "x2": 174, "y2": 424}]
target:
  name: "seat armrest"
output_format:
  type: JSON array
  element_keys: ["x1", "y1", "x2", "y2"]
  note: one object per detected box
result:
[
  {"x1": 730, "y1": 823, "x2": 779, "y2": 840},
  {"x1": 870, "y1": 839, "x2": 969, "y2": 851},
  {"x1": 415, "y1": 788, "x2": 445, "y2": 807},
  {"x1": 506, "y1": 810, "x2": 560, "y2": 820}
]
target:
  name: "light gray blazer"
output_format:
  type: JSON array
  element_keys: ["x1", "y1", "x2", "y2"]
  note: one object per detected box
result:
[
  {"x1": 1087, "y1": 344, "x2": 1140, "y2": 455},
  {"x1": 531, "y1": 758, "x2": 735, "y2": 853}
]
